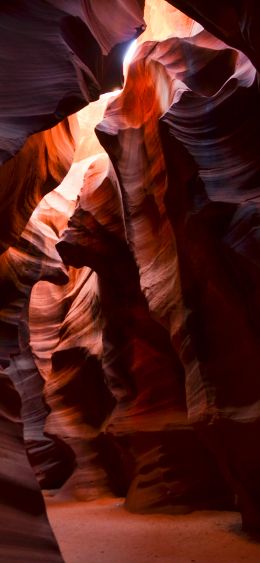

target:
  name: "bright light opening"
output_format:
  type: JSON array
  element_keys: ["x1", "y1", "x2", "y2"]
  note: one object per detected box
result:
[{"x1": 123, "y1": 39, "x2": 137, "y2": 76}]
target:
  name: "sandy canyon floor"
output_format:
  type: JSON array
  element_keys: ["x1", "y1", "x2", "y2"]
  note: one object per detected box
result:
[{"x1": 46, "y1": 497, "x2": 260, "y2": 563}]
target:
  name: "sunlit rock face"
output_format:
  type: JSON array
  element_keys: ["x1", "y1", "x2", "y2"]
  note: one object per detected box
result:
[
  {"x1": 29, "y1": 163, "x2": 114, "y2": 501},
  {"x1": 0, "y1": 0, "x2": 145, "y2": 165},
  {"x1": 0, "y1": 0, "x2": 145, "y2": 253},
  {"x1": 48, "y1": 19, "x2": 259, "y2": 526},
  {"x1": 166, "y1": 0, "x2": 260, "y2": 71},
  {"x1": 0, "y1": 203, "x2": 76, "y2": 490},
  {"x1": 142, "y1": 0, "x2": 200, "y2": 41},
  {"x1": 55, "y1": 153, "x2": 232, "y2": 511},
  {"x1": 0, "y1": 0, "x2": 260, "y2": 553},
  {"x1": 0, "y1": 117, "x2": 77, "y2": 253},
  {"x1": 0, "y1": 3, "x2": 145, "y2": 547}
]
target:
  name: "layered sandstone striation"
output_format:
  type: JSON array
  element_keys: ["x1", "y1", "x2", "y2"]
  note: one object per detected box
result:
[
  {"x1": 0, "y1": 370, "x2": 64, "y2": 562},
  {"x1": 0, "y1": 2, "x2": 145, "y2": 556},
  {"x1": 0, "y1": 1, "x2": 260, "y2": 558}
]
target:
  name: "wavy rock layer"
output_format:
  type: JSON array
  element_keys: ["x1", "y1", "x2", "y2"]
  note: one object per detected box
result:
[
  {"x1": 0, "y1": 0, "x2": 260, "y2": 553},
  {"x1": 30, "y1": 20, "x2": 260, "y2": 527},
  {"x1": 0, "y1": 0, "x2": 145, "y2": 254},
  {"x1": 0, "y1": 2, "x2": 148, "y2": 535},
  {"x1": 94, "y1": 21, "x2": 259, "y2": 529},
  {"x1": 55, "y1": 152, "x2": 231, "y2": 512},
  {"x1": 158, "y1": 31, "x2": 260, "y2": 530},
  {"x1": 0, "y1": 117, "x2": 77, "y2": 253},
  {"x1": 0, "y1": 371, "x2": 63, "y2": 562},
  {"x1": 0, "y1": 203, "x2": 76, "y2": 490},
  {"x1": 28, "y1": 171, "x2": 113, "y2": 500},
  {"x1": 167, "y1": 0, "x2": 260, "y2": 71},
  {"x1": 0, "y1": 0, "x2": 145, "y2": 165}
]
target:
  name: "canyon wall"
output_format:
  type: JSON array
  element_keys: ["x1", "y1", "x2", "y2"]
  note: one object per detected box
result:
[{"x1": 0, "y1": 0, "x2": 259, "y2": 558}]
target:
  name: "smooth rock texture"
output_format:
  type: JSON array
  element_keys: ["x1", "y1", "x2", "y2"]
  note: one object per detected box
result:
[
  {"x1": 166, "y1": 0, "x2": 260, "y2": 71},
  {"x1": 56, "y1": 153, "x2": 232, "y2": 512},
  {"x1": 95, "y1": 24, "x2": 259, "y2": 527},
  {"x1": 0, "y1": 0, "x2": 260, "y2": 557},
  {"x1": 0, "y1": 370, "x2": 63, "y2": 562},
  {"x1": 142, "y1": 0, "x2": 201, "y2": 42},
  {"x1": 29, "y1": 168, "x2": 114, "y2": 501},
  {"x1": 29, "y1": 8, "x2": 260, "y2": 530},
  {"x1": 0, "y1": 202, "x2": 76, "y2": 490},
  {"x1": 157, "y1": 31, "x2": 260, "y2": 531},
  {"x1": 0, "y1": 0, "x2": 145, "y2": 164},
  {"x1": 0, "y1": 0, "x2": 145, "y2": 253},
  {"x1": 0, "y1": 117, "x2": 77, "y2": 253}
]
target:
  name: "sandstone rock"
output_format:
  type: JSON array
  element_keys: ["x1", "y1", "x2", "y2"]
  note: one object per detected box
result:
[
  {"x1": 0, "y1": 0, "x2": 145, "y2": 165},
  {"x1": 57, "y1": 153, "x2": 231, "y2": 513},
  {"x1": 0, "y1": 0, "x2": 259, "y2": 547},
  {"x1": 0, "y1": 201, "x2": 76, "y2": 490},
  {"x1": 0, "y1": 370, "x2": 63, "y2": 562},
  {"x1": 166, "y1": 0, "x2": 260, "y2": 71}
]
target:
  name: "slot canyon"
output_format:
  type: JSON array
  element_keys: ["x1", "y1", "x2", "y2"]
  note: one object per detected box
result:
[{"x1": 0, "y1": 1, "x2": 260, "y2": 561}]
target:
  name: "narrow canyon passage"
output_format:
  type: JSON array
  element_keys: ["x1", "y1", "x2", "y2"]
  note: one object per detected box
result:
[{"x1": 0, "y1": 1, "x2": 260, "y2": 561}]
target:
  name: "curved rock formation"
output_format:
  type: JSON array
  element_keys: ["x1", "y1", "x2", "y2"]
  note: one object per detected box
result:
[
  {"x1": 0, "y1": 0, "x2": 260, "y2": 553},
  {"x1": 29, "y1": 170, "x2": 113, "y2": 501},
  {"x1": 56, "y1": 153, "x2": 231, "y2": 512},
  {"x1": 0, "y1": 0, "x2": 145, "y2": 165},
  {"x1": 94, "y1": 27, "x2": 260, "y2": 526},
  {"x1": 0, "y1": 370, "x2": 63, "y2": 562},
  {"x1": 0, "y1": 200, "x2": 77, "y2": 490},
  {"x1": 0, "y1": 117, "x2": 77, "y2": 254},
  {"x1": 29, "y1": 19, "x2": 260, "y2": 524},
  {"x1": 0, "y1": 1, "x2": 145, "y2": 254},
  {"x1": 166, "y1": 0, "x2": 260, "y2": 72},
  {"x1": 142, "y1": 0, "x2": 201, "y2": 41},
  {"x1": 158, "y1": 32, "x2": 260, "y2": 530}
]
